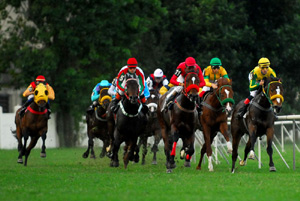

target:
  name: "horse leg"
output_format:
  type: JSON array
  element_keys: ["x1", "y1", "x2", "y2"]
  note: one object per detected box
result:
[
  {"x1": 110, "y1": 130, "x2": 121, "y2": 167},
  {"x1": 151, "y1": 134, "x2": 160, "y2": 165},
  {"x1": 219, "y1": 122, "x2": 232, "y2": 154},
  {"x1": 141, "y1": 136, "x2": 148, "y2": 165},
  {"x1": 248, "y1": 125, "x2": 257, "y2": 160},
  {"x1": 203, "y1": 126, "x2": 213, "y2": 171},
  {"x1": 170, "y1": 129, "x2": 179, "y2": 169},
  {"x1": 24, "y1": 136, "x2": 40, "y2": 166},
  {"x1": 19, "y1": 131, "x2": 29, "y2": 164},
  {"x1": 17, "y1": 133, "x2": 23, "y2": 164},
  {"x1": 266, "y1": 127, "x2": 276, "y2": 172},
  {"x1": 240, "y1": 137, "x2": 252, "y2": 166},
  {"x1": 196, "y1": 143, "x2": 207, "y2": 170},
  {"x1": 100, "y1": 140, "x2": 108, "y2": 158},
  {"x1": 90, "y1": 137, "x2": 96, "y2": 159},
  {"x1": 231, "y1": 133, "x2": 242, "y2": 173},
  {"x1": 40, "y1": 132, "x2": 47, "y2": 158},
  {"x1": 184, "y1": 137, "x2": 195, "y2": 168}
]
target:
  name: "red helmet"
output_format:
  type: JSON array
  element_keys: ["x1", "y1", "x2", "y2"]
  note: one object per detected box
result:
[
  {"x1": 127, "y1": 58, "x2": 138, "y2": 67},
  {"x1": 36, "y1": 75, "x2": 46, "y2": 82},
  {"x1": 185, "y1": 57, "x2": 196, "y2": 67}
]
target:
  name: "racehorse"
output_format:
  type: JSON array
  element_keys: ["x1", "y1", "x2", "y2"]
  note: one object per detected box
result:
[
  {"x1": 83, "y1": 87, "x2": 112, "y2": 159},
  {"x1": 14, "y1": 83, "x2": 51, "y2": 166},
  {"x1": 137, "y1": 89, "x2": 162, "y2": 165},
  {"x1": 231, "y1": 77, "x2": 284, "y2": 173},
  {"x1": 196, "y1": 77, "x2": 235, "y2": 171},
  {"x1": 157, "y1": 72, "x2": 200, "y2": 173},
  {"x1": 110, "y1": 78, "x2": 147, "y2": 168}
]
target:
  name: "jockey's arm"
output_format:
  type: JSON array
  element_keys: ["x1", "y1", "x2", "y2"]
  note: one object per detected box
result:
[
  {"x1": 170, "y1": 68, "x2": 182, "y2": 86},
  {"x1": 249, "y1": 72, "x2": 260, "y2": 91},
  {"x1": 146, "y1": 76, "x2": 153, "y2": 90},
  {"x1": 197, "y1": 68, "x2": 206, "y2": 88},
  {"x1": 23, "y1": 84, "x2": 34, "y2": 97},
  {"x1": 46, "y1": 84, "x2": 55, "y2": 100}
]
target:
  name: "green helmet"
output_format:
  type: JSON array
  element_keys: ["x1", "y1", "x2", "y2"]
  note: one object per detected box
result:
[{"x1": 210, "y1": 57, "x2": 222, "y2": 66}]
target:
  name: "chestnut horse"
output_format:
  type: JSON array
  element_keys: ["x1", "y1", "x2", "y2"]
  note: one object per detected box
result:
[
  {"x1": 83, "y1": 87, "x2": 112, "y2": 159},
  {"x1": 231, "y1": 77, "x2": 284, "y2": 173},
  {"x1": 110, "y1": 78, "x2": 147, "y2": 168},
  {"x1": 157, "y1": 72, "x2": 200, "y2": 173},
  {"x1": 196, "y1": 77, "x2": 235, "y2": 171},
  {"x1": 15, "y1": 83, "x2": 51, "y2": 166},
  {"x1": 138, "y1": 89, "x2": 162, "y2": 165}
]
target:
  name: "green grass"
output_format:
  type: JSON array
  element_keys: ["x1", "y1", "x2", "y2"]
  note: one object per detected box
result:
[{"x1": 0, "y1": 145, "x2": 299, "y2": 201}]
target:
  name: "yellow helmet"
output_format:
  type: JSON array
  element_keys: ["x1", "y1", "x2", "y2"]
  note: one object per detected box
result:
[{"x1": 258, "y1": 57, "x2": 270, "y2": 67}]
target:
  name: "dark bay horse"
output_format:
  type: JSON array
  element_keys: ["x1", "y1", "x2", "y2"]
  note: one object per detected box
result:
[
  {"x1": 110, "y1": 78, "x2": 147, "y2": 168},
  {"x1": 231, "y1": 77, "x2": 284, "y2": 173},
  {"x1": 138, "y1": 89, "x2": 162, "y2": 165},
  {"x1": 14, "y1": 83, "x2": 50, "y2": 166},
  {"x1": 157, "y1": 73, "x2": 200, "y2": 173},
  {"x1": 83, "y1": 87, "x2": 112, "y2": 159},
  {"x1": 196, "y1": 77, "x2": 235, "y2": 171}
]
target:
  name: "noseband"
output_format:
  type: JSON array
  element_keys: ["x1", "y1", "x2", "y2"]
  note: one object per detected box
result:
[{"x1": 262, "y1": 81, "x2": 284, "y2": 105}]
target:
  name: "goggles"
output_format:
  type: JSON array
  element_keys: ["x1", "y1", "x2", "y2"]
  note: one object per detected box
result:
[{"x1": 211, "y1": 65, "x2": 220, "y2": 69}]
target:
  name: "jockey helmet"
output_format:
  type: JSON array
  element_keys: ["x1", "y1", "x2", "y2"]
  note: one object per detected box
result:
[
  {"x1": 258, "y1": 57, "x2": 270, "y2": 67},
  {"x1": 36, "y1": 75, "x2": 46, "y2": 82},
  {"x1": 127, "y1": 58, "x2": 138, "y2": 68},
  {"x1": 99, "y1": 80, "x2": 110, "y2": 87},
  {"x1": 210, "y1": 57, "x2": 222, "y2": 66},
  {"x1": 185, "y1": 57, "x2": 196, "y2": 67},
  {"x1": 154, "y1": 68, "x2": 164, "y2": 78}
]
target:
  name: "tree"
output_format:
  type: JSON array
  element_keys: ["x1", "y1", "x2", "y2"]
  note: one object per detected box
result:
[{"x1": 0, "y1": 0, "x2": 165, "y2": 146}]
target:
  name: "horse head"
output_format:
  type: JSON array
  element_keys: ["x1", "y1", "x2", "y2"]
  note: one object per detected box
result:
[
  {"x1": 98, "y1": 88, "x2": 112, "y2": 110},
  {"x1": 184, "y1": 72, "x2": 200, "y2": 102},
  {"x1": 125, "y1": 78, "x2": 139, "y2": 104},
  {"x1": 34, "y1": 83, "x2": 49, "y2": 108},
  {"x1": 263, "y1": 77, "x2": 284, "y2": 114},
  {"x1": 147, "y1": 89, "x2": 159, "y2": 118},
  {"x1": 215, "y1": 77, "x2": 235, "y2": 115}
]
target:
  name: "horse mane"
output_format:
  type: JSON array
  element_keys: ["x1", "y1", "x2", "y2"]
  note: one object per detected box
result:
[{"x1": 217, "y1": 77, "x2": 231, "y2": 87}]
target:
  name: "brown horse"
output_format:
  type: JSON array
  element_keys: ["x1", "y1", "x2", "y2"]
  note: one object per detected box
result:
[
  {"x1": 157, "y1": 72, "x2": 200, "y2": 173},
  {"x1": 110, "y1": 78, "x2": 147, "y2": 168},
  {"x1": 83, "y1": 87, "x2": 112, "y2": 159},
  {"x1": 196, "y1": 77, "x2": 235, "y2": 171},
  {"x1": 15, "y1": 83, "x2": 50, "y2": 166},
  {"x1": 138, "y1": 89, "x2": 162, "y2": 165},
  {"x1": 231, "y1": 77, "x2": 284, "y2": 173}
]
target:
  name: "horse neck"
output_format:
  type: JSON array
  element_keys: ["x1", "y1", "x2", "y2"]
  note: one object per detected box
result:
[
  {"x1": 253, "y1": 91, "x2": 270, "y2": 108},
  {"x1": 30, "y1": 101, "x2": 45, "y2": 111},
  {"x1": 206, "y1": 91, "x2": 221, "y2": 108},
  {"x1": 177, "y1": 93, "x2": 196, "y2": 110}
]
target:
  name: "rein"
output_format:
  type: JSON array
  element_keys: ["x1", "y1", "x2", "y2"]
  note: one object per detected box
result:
[
  {"x1": 94, "y1": 109, "x2": 107, "y2": 121},
  {"x1": 119, "y1": 101, "x2": 142, "y2": 117},
  {"x1": 27, "y1": 106, "x2": 48, "y2": 115},
  {"x1": 174, "y1": 99, "x2": 196, "y2": 113}
]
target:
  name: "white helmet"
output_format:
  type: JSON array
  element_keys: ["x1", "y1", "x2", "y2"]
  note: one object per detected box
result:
[{"x1": 154, "y1": 68, "x2": 163, "y2": 78}]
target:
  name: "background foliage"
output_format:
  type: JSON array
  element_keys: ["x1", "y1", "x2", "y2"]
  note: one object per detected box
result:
[{"x1": 1, "y1": 0, "x2": 299, "y2": 146}]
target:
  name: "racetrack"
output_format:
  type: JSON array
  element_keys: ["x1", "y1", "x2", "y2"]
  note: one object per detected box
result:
[{"x1": 1, "y1": 145, "x2": 299, "y2": 201}]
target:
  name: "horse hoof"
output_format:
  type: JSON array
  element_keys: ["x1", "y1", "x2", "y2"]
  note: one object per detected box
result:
[
  {"x1": 106, "y1": 152, "x2": 113, "y2": 159},
  {"x1": 231, "y1": 169, "x2": 235, "y2": 174},
  {"x1": 17, "y1": 159, "x2": 23, "y2": 164},
  {"x1": 196, "y1": 166, "x2": 201, "y2": 170},
  {"x1": 184, "y1": 161, "x2": 191, "y2": 167},
  {"x1": 40, "y1": 153, "x2": 46, "y2": 158},
  {"x1": 82, "y1": 153, "x2": 88, "y2": 158},
  {"x1": 99, "y1": 153, "x2": 105, "y2": 158},
  {"x1": 269, "y1": 166, "x2": 276, "y2": 172},
  {"x1": 90, "y1": 155, "x2": 96, "y2": 159},
  {"x1": 180, "y1": 150, "x2": 185, "y2": 160},
  {"x1": 110, "y1": 161, "x2": 119, "y2": 167},
  {"x1": 248, "y1": 151, "x2": 255, "y2": 160},
  {"x1": 239, "y1": 160, "x2": 246, "y2": 166},
  {"x1": 152, "y1": 160, "x2": 157, "y2": 165},
  {"x1": 227, "y1": 149, "x2": 233, "y2": 154},
  {"x1": 166, "y1": 169, "x2": 172, "y2": 173}
]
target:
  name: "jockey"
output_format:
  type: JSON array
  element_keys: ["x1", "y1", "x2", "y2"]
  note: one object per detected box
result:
[
  {"x1": 19, "y1": 75, "x2": 55, "y2": 119},
  {"x1": 87, "y1": 80, "x2": 112, "y2": 114},
  {"x1": 164, "y1": 57, "x2": 206, "y2": 110},
  {"x1": 200, "y1": 57, "x2": 229, "y2": 97},
  {"x1": 108, "y1": 77, "x2": 117, "y2": 98},
  {"x1": 237, "y1": 57, "x2": 277, "y2": 118},
  {"x1": 110, "y1": 57, "x2": 149, "y2": 114},
  {"x1": 146, "y1": 68, "x2": 169, "y2": 91}
]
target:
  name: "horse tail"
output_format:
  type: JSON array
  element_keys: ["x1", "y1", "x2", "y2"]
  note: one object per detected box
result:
[{"x1": 11, "y1": 128, "x2": 17, "y2": 139}]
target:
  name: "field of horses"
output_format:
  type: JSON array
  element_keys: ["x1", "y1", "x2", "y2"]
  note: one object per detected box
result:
[{"x1": 1, "y1": 145, "x2": 299, "y2": 201}]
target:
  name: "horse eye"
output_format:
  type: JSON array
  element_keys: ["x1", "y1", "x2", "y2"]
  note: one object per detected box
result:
[
  {"x1": 45, "y1": 90, "x2": 49, "y2": 95},
  {"x1": 35, "y1": 90, "x2": 38, "y2": 95}
]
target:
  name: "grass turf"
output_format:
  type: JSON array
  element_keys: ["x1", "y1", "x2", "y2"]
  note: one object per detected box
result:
[{"x1": 0, "y1": 144, "x2": 299, "y2": 201}]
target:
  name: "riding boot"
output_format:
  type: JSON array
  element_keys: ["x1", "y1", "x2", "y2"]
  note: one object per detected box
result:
[
  {"x1": 19, "y1": 99, "x2": 33, "y2": 118},
  {"x1": 110, "y1": 98, "x2": 121, "y2": 114},
  {"x1": 196, "y1": 97, "x2": 202, "y2": 115},
  {"x1": 165, "y1": 91, "x2": 177, "y2": 111},
  {"x1": 237, "y1": 103, "x2": 248, "y2": 118},
  {"x1": 86, "y1": 105, "x2": 94, "y2": 114}
]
